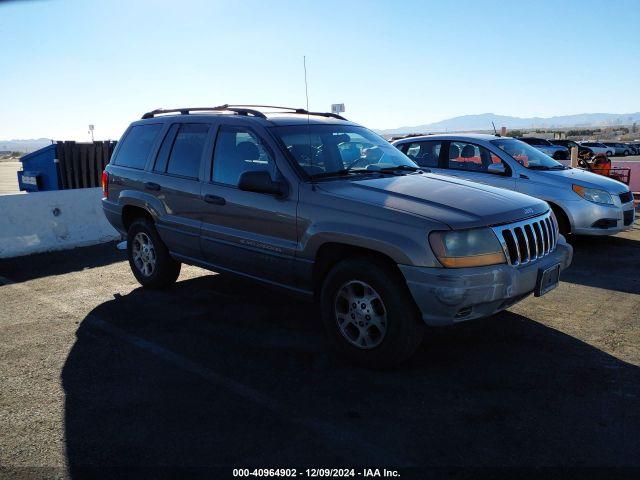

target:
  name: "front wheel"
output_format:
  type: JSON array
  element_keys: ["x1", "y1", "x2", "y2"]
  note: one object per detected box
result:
[
  {"x1": 127, "y1": 218, "x2": 181, "y2": 289},
  {"x1": 320, "y1": 258, "x2": 424, "y2": 368}
]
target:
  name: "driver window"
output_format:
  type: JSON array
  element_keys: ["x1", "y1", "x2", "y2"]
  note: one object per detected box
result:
[
  {"x1": 448, "y1": 141, "x2": 506, "y2": 173},
  {"x1": 212, "y1": 126, "x2": 275, "y2": 186}
]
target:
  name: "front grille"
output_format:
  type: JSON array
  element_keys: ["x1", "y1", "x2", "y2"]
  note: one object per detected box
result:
[
  {"x1": 619, "y1": 191, "x2": 633, "y2": 204},
  {"x1": 624, "y1": 209, "x2": 634, "y2": 226},
  {"x1": 492, "y1": 211, "x2": 558, "y2": 266}
]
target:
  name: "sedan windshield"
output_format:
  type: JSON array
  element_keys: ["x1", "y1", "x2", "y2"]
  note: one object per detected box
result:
[
  {"x1": 271, "y1": 124, "x2": 418, "y2": 178},
  {"x1": 490, "y1": 138, "x2": 566, "y2": 170}
]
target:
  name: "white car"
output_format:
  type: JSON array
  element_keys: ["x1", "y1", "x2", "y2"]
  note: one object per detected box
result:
[{"x1": 579, "y1": 142, "x2": 613, "y2": 156}]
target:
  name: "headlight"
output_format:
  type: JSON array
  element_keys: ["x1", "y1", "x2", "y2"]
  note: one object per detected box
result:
[
  {"x1": 572, "y1": 184, "x2": 613, "y2": 205},
  {"x1": 429, "y1": 228, "x2": 506, "y2": 268}
]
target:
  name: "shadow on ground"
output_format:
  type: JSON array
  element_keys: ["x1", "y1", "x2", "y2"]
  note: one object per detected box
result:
[
  {"x1": 562, "y1": 230, "x2": 640, "y2": 294},
  {"x1": 0, "y1": 242, "x2": 123, "y2": 284},
  {"x1": 62, "y1": 274, "x2": 640, "y2": 473}
]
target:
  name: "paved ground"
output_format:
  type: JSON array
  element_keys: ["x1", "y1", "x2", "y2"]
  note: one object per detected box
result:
[
  {"x1": 0, "y1": 161, "x2": 22, "y2": 195},
  {"x1": 1, "y1": 219, "x2": 639, "y2": 476}
]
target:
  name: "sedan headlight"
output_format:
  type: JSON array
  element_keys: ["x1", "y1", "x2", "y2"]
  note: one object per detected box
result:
[
  {"x1": 572, "y1": 184, "x2": 613, "y2": 205},
  {"x1": 429, "y1": 228, "x2": 506, "y2": 268}
]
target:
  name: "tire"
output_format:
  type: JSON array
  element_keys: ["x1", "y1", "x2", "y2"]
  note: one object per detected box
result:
[
  {"x1": 127, "y1": 218, "x2": 181, "y2": 289},
  {"x1": 550, "y1": 205, "x2": 571, "y2": 237},
  {"x1": 320, "y1": 257, "x2": 424, "y2": 368}
]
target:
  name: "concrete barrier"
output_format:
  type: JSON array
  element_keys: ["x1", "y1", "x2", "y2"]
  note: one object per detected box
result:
[{"x1": 0, "y1": 188, "x2": 120, "y2": 258}]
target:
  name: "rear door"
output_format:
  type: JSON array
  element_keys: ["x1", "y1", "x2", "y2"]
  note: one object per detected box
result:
[
  {"x1": 199, "y1": 123, "x2": 298, "y2": 286},
  {"x1": 143, "y1": 121, "x2": 212, "y2": 258}
]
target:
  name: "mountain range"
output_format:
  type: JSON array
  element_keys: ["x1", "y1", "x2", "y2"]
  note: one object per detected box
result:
[
  {"x1": 377, "y1": 112, "x2": 640, "y2": 135},
  {"x1": 0, "y1": 138, "x2": 53, "y2": 153}
]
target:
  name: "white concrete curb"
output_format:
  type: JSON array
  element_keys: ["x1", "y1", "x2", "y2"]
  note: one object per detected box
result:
[{"x1": 0, "y1": 188, "x2": 120, "y2": 259}]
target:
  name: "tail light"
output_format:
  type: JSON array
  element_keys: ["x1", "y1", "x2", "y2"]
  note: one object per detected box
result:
[{"x1": 101, "y1": 170, "x2": 109, "y2": 198}]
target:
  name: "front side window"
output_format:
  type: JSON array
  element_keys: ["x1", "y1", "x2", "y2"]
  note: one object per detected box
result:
[
  {"x1": 491, "y1": 138, "x2": 566, "y2": 170},
  {"x1": 114, "y1": 124, "x2": 162, "y2": 169},
  {"x1": 447, "y1": 141, "x2": 503, "y2": 173},
  {"x1": 212, "y1": 126, "x2": 274, "y2": 186},
  {"x1": 164, "y1": 123, "x2": 209, "y2": 178},
  {"x1": 271, "y1": 125, "x2": 417, "y2": 177},
  {"x1": 402, "y1": 141, "x2": 442, "y2": 168}
]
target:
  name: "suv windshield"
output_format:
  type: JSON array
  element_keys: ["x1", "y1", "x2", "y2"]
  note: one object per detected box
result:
[
  {"x1": 491, "y1": 138, "x2": 565, "y2": 170},
  {"x1": 271, "y1": 125, "x2": 418, "y2": 177}
]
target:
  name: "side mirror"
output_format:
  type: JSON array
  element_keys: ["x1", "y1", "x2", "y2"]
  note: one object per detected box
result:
[
  {"x1": 238, "y1": 170, "x2": 288, "y2": 198},
  {"x1": 487, "y1": 163, "x2": 507, "y2": 176}
]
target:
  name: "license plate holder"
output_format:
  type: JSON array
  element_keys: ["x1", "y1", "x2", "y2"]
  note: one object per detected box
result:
[{"x1": 535, "y1": 263, "x2": 561, "y2": 297}]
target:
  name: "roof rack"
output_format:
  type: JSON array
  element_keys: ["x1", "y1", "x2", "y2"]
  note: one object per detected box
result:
[
  {"x1": 141, "y1": 106, "x2": 267, "y2": 120},
  {"x1": 141, "y1": 104, "x2": 348, "y2": 121},
  {"x1": 220, "y1": 104, "x2": 347, "y2": 121}
]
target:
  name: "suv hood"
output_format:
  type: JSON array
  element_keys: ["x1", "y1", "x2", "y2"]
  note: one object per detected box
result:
[
  {"x1": 318, "y1": 173, "x2": 548, "y2": 229},
  {"x1": 539, "y1": 167, "x2": 629, "y2": 193}
]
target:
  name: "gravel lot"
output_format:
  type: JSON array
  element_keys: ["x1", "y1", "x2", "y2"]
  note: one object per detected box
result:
[{"x1": 1, "y1": 218, "x2": 639, "y2": 476}]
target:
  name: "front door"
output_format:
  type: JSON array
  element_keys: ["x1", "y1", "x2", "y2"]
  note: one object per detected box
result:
[{"x1": 199, "y1": 124, "x2": 298, "y2": 287}]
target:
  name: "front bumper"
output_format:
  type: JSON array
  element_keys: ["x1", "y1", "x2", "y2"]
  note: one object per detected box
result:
[
  {"x1": 568, "y1": 198, "x2": 635, "y2": 235},
  {"x1": 399, "y1": 241, "x2": 573, "y2": 326}
]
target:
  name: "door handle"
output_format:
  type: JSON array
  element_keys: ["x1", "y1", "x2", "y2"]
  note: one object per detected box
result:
[
  {"x1": 144, "y1": 182, "x2": 161, "y2": 191},
  {"x1": 203, "y1": 194, "x2": 226, "y2": 205}
]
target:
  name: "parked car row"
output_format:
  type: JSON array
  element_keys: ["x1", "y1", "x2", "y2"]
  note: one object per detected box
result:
[
  {"x1": 510, "y1": 138, "x2": 640, "y2": 158},
  {"x1": 601, "y1": 142, "x2": 639, "y2": 156},
  {"x1": 101, "y1": 105, "x2": 634, "y2": 367}
]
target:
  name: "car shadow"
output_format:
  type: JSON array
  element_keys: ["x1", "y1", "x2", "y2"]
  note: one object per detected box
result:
[
  {"x1": 61, "y1": 274, "x2": 640, "y2": 474},
  {"x1": 563, "y1": 231, "x2": 640, "y2": 294},
  {"x1": 0, "y1": 241, "x2": 124, "y2": 285}
]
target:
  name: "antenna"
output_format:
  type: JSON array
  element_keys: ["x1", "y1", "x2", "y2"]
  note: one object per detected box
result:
[
  {"x1": 303, "y1": 56, "x2": 310, "y2": 112},
  {"x1": 303, "y1": 55, "x2": 313, "y2": 177},
  {"x1": 491, "y1": 121, "x2": 499, "y2": 136}
]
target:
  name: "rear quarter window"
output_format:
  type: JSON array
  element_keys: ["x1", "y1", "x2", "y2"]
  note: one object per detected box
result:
[{"x1": 114, "y1": 124, "x2": 163, "y2": 169}]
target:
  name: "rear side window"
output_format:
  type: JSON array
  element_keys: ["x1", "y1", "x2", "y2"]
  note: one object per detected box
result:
[
  {"x1": 402, "y1": 141, "x2": 442, "y2": 167},
  {"x1": 165, "y1": 124, "x2": 210, "y2": 178},
  {"x1": 114, "y1": 124, "x2": 162, "y2": 169}
]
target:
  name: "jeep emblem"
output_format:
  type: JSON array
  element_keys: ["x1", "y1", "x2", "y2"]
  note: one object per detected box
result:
[{"x1": 524, "y1": 207, "x2": 534, "y2": 215}]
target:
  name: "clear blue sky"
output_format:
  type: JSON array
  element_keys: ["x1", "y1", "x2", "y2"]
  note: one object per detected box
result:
[{"x1": 1, "y1": 0, "x2": 638, "y2": 140}]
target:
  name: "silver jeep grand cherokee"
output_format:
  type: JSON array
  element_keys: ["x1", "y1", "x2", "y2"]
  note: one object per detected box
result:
[{"x1": 102, "y1": 105, "x2": 572, "y2": 367}]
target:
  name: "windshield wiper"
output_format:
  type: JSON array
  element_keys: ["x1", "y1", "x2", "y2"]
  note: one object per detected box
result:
[
  {"x1": 527, "y1": 165, "x2": 551, "y2": 170},
  {"x1": 376, "y1": 165, "x2": 423, "y2": 174},
  {"x1": 549, "y1": 165, "x2": 567, "y2": 170},
  {"x1": 310, "y1": 165, "x2": 422, "y2": 180}
]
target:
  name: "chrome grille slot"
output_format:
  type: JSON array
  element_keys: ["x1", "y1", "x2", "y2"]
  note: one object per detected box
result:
[{"x1": 493, "y1": 211, "x2": 558, "y2": 266}]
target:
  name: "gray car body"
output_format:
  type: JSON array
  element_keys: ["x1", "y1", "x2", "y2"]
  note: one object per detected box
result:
[
  {"x1": 103, "y1": 114, "x2": 572, "y2": 326},
  {"x1": 392, "y1": 134, "x2": 635, "y2": 235}
]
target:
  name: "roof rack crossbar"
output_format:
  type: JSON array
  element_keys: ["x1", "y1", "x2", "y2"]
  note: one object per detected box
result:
[
  {"x1": 219, "y1": 104, "x2": 348, "y2": 120},
  {"x1": 141, "y1": 106, "x2": 267, "y2": 120}
]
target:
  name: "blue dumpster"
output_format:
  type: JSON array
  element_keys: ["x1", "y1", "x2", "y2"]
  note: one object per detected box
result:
[{"x1": 17, "y1": 144, "x2": 60, "y2": 192}]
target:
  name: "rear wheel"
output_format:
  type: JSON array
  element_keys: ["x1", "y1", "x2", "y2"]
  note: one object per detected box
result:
[
  {"x1": 320, "y1": 257, "x2": 424, "y2": 368},
  {"x1": 127, "y1": 218, "x2": 181, "y2": 288}
]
